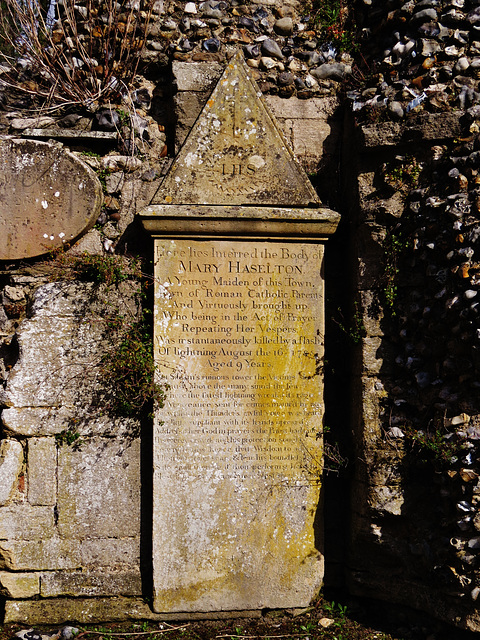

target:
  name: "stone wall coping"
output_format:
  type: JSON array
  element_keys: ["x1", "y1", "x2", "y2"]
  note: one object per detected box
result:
[
  {"x1": 20, "y1": 129, "x2": 118, "y2": 141},
  {"x1": 358, "y1": 112, "x2": 465, "y2": 149},
  {"x1": 139, "y1": 204, "x2": 340, "y2": 239}
]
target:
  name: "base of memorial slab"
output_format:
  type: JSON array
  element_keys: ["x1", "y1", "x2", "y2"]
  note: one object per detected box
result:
[
  {"x1": 3, "y1": 598, "x2": 264, "y2": 624},
  {"x1": 1, "y1": 595, "x2": 471, "y2": 639}
]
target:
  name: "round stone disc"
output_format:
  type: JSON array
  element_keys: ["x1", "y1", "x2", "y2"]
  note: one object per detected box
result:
[{"x1": 0, "y1": 138, "x2": 103, "y2": 260}]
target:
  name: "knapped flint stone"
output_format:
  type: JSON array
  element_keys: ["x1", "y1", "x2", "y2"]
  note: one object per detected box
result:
[
  {"x1": 93, "y1": 109, "x2": 120, "y2": 131},
  {"x1": 441, "y1": 8, "x2": 466, "y2": 25},
  {"x1": 455, "y1": 56, "x2": 470, "y2": 73},
  {"x1": 304, "y1": 38, "x2": 319, "y2": 51},
  {"x1": 311, "y1": 62, "x2": 351, "y2": 81},
  {"x1": 389, "y1": 101, "x2": 405, "y2": 119},
  {"x1": 274, "y1": 17, "x2": 294, "y2": 36},
  {"x1": 261, "y1": 38, "x2": 284, "y2": 60},
  {"x1": 16, "y1": 629, "x2": 41, "y2": 640},
  {"x1": 468, "y1": 7, "x2": 480, "y2": 24},
  {"x1": 243, "y1": 44, "x2": 260, "y2": 58},
  {"x1": 278, "y1": 71, "x2": 294, "y2": 86},
  {"x1": 238, "y1": 16, "x2": 258, "y2": 31},
  {"x1": 0, "y1": 139, "x2": 102, "y2": 260},
  {"x1": 260, "y1": 56, "x2": 278, "y2": 70},
  {"x1": 419, "y1": 38, "x2": 441, "y2": 56},
  {"x1": 300, "y1": 50, "x2": 322, "y2": 67},
  {"x1": 418, "y1": 21, "x2": 441, "y2": 37},
  {"x1": 179, "y1": 16, "x2": 190, "y2": 31},
  {"x1": 200, "y1": 1, "x2": 222, "y2": 19},
  {"x1": 202, "y1": 37, "x2": 221, "y2": 52},
  {"x1": 411, "y1": 8, "x2": 438, "y2": 22}
]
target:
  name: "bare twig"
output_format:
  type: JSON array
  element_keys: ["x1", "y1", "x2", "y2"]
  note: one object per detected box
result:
[
  {"x1": 216, "y1": 635, "x2": 312, "y2": 639},
  {"x1": 75, "y1": 625, "x2": 190, "y2": 639}
]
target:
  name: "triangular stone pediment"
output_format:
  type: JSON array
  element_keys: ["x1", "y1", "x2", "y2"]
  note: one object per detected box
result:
[{"x1": 152, "y1": 52, "x2": 320, "y2": 207}]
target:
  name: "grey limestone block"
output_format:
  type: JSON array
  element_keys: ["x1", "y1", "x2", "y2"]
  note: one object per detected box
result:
[
  {"x1": 27, "y1": 438, "x2": 56, "y2": 506},
  {"x1": 79, "y1": 538, "x2": 140, "y2": 568},
  {"x1": 0, "y1": 505, "x2": 55, "y2": 540},
  {"x1": 0, "y1": 440, "x2": 23, "y2": 506},
  {"x1": 0, "y1": 571, "x2": 40, "y2": 598},
  {"x1": 2, "y1": 281, "x2": 141, "y2": 438},
  {"x1": 0, "y1": 537, "x2": 82, "y2": 571},
  {"x1": 40, "y1": 569, "x2": 142, "y2": 597},
  {"x1": 57, "y1": 438, "x2": 141, "y2": 540},
  {"x1": 172, "y1": 61, "x2": 223, "y2": 92}
]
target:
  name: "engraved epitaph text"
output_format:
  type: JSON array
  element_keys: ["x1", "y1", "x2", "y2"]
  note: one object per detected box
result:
[{"x1": 152, "y1": 239, "x2": 325, "y2": 613}]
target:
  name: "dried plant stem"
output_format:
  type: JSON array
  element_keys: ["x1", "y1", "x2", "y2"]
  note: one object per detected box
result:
[{"x1": 0, "y1": 0, "x2": 154, "y2": 110}]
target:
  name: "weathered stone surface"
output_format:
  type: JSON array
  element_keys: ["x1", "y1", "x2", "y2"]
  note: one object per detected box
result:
[
  {"x1": 141, "y1": 204, "x2": 339, "y2": 238},
  {"x1": 2, "y1": 406, "x2": 139, "y2": 438},
  {"x1": 79, "y1": 538, "x2": 140, "y2": 568},
  {"x1": 2, "y1": 281, "x2": 140, "y2": 437},
  {"x1": 358, "y1": 377, "x2": 387, "y2": 444},
  {"x1": 4, "y1": 597, "x2": 262, "y2": 624},
  {"x1": 264, "y1": 96, "x2": 342, "y2": 173},
  {"x1": 356, "y1": 224, "x2": 387, "y2": 290},
  {"x1": 70, "y1": 229, "x2": 105, "y2": 255},
  {"x1": 144, "y1": 49, "x2": 339, "y2": 613},
  {"x1": 40, "y1": 569, "x2": 142, "y2": 597},
  {"x1": 173, "y1": 91, "x2": 214, "y2": 149},
  {"x1": 311, "y1": 63, "x2": 351, "y2": 81},
  {"x1": 0, "y1": 505, "x2": 55, "y2": 540},
  {"x1": 154, "y1": 52, "x2": 320, "y2": 206},
  {"x1": 27, "y1": 438, "x2": 56, "y2": 506},
  {"x1": 0, "y1": 138, "x2": 103, "y2": 260},
  {"x1": 0, "y1": 537, "x2": 81, "y2": 570},
  {"x1": 10, "y1": 117, "x2": 55, "y2": 130},
  {"x1": 3, "y1": 313, "x2": 104, "y2": 407},
  {"x1": 360, "y1": 290, "x2": 384, "y2": 337},
  {"x1": 115, "y1": 179, "x2": 160, "y2": 236},
  {"x1": 362, "y1": 336, "x2": 384, "y2": 375},
  {"x1": 274, "y1": 17, "x2": 294, "y2": 35},
  {"x1": 359, "y1": 113, "x2": 464, "y2": 148},
  {"x1": 29, "y1": 280, "x2": 139, "y2": 319},
  {"x1": 57, "y1": 438, "x2": 140, "y2": 539},
  {"x1": 368, "y1": 483, "x2": 404, "y2": 516},
  {"x1": 151, "y1": 238, "x2": 325, "y2": 613},
  {"x1": 173, "y1": 61, "x2": 223, "y2": 92},
  {"x1": 265, "y1": 96, "x2": 339, "y2": 121},
  {"x1": 0, "y1": 571, "x2": 39, "y2": 598},
  {"x1": 0, "y1": 440, "x2": 23, "y2": 506}
]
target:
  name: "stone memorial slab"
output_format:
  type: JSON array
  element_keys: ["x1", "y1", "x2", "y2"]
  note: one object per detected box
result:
[
  {"x1": 152, "y1": 238, "x2": 325, "y2": 612},
  {"x1": 0, "y1": 138, "x2": 103, "y2": 260},
  {"x1": 141, "y1": 53, "x2": 340, "y2": 614}
]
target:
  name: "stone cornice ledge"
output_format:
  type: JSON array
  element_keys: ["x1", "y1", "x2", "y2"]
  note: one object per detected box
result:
[{"x1": 139, "y1": 205, "x2": 340, "y2": 240}]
